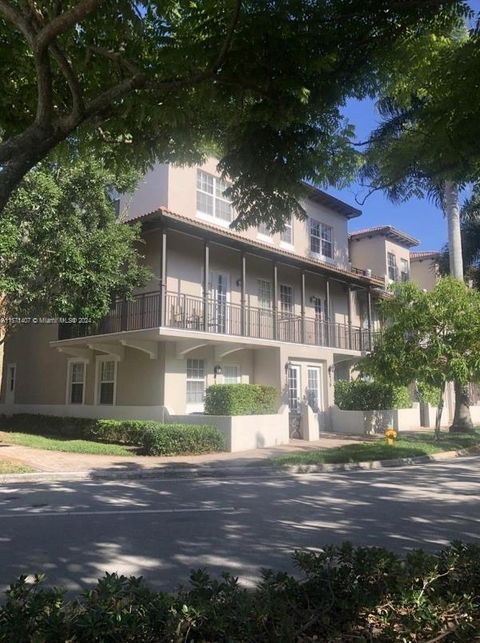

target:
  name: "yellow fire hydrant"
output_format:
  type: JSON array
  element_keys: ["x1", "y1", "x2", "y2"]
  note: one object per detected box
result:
[{"x1": 384, "y1": 427, "x2": 397, "y2": 446}]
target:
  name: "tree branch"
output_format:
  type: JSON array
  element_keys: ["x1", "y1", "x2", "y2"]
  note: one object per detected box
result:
[
  {"x1": 50, "y1": 43, "x2": 85, "y2": 118},
  {"x1": 35, "y1": 0, "x2": 103, "y2": 52},
  {"x1": 0, "y1": 1, "x2": 35, "y2": 44}
]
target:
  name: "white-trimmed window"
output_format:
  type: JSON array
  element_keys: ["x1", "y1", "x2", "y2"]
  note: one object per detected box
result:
[
  {"x1": 97, "y1": 358, "x2": 117, "y2": 405},
  {"x1": 196, "y1": 170, "x2": 232, "y2": 223},
  {"x1": 223, "y1": 365, "x2": 240, "y2": 384},
  {"x1": 400, "y1": 258, "x2": 409, "y2": 282},
  {"x1": 186, "y1": 359, "x2": 205, "y2": 406},
  {"x1": 258, "y1": 222, "x2": 272, "y2": 238},
  {"x1": 388, "y1": 252, "x2": 398, "y2": 281},
  {"x1": 257, "y1": 279, "x2": 272, "y2": 310},
  {"x1": 310, "y1": 220, "x2": 333, "y2": 258},
  {"x1": 280, "y1": 284, "x2": 293, "y2": 315},
  {"x1": 67, "y1": 361, "x2": 86, "y2": 405},
  {"x1": 280, "y1": 216, "x2": 293, "y2": 245}
]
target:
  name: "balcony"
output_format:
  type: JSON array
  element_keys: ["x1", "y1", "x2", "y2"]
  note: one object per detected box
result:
[{"x1": 58, "y1": 290, "x2": 375, "y2": 352}]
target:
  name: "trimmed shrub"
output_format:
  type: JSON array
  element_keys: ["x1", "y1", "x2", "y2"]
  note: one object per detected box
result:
[
  {"x1": 204, "y1": 384, "x2": 277, "y2": 415},
  {"x1": 1, "y1": 542, "x2": 480, "y2": 642},
  {"x1": 417, "y1": 381, "x2": 443, "y2": 406},
  {"x1": 141, "y1": 424, "x2": 224, "y2": 456},
  {"x1": 335, "y1": 380, "x2": 412, "y2": 410},
  {"x1": 0, "y1": 414, "x2": 224, "y2": 455}
]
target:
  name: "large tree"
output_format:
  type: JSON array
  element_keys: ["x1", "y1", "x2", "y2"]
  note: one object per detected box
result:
[
  {"x1": 360, "y1": 21, "x2": 480, "y2": 431},
  {"x1": 0, "y1": 0, "x2": 466, "y2": 225},
  {"x1": 360, "y1": 279, "x2": 480, "y2": 437},
  {"x1": 0, "y1": 157, "x2": 150, "y2": 341}
]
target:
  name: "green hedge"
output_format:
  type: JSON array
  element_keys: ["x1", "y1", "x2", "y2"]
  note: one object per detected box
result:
[
  {"x1": 334, "y1": 380, "x2": 412, "y2": 411},
  {"x1": 1, "y1": 542, "x2": 480, "y2": 642},
  {"x1": 204, "y1": 384, "x2": 277, "y2": 415},
  {"x1": 0, "y1": 414, "x2": 224, "y2": 456},
  {"x1": 417, "y1": 381, "x2": 443, "y2": 406}
]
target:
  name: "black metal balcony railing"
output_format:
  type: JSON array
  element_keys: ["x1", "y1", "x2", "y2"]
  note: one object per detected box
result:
[{"x1": 58, "y1": 290, "x2": 375, "y2": 351}]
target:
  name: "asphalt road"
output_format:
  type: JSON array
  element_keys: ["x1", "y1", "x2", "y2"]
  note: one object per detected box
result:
[{"x1": 1, "y1": 457, "x2": 479, "y2": 593}]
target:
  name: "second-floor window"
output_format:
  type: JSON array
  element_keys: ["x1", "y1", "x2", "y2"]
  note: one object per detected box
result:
[
  {"x1": 310, "y1": 220, "x2": 333, "y2": 258},
  {"x1": 258, "y1": 222, "x2": 271, "y2": 237},
  {"x1": 257, "y1": 279, "x2": 272, "y2": 310},
  {"x1": 387, "y1": 252, "x2": 398, "y2": 281},
  {"x1": 400, "y1": 258, "x2": 409, "y2": 281},
  {"x1": 280, "y1": 284, "x2": 293, "y2": 316},
  {"x1": 196, "y1": 170, "x2": 232, "y2": 223}
]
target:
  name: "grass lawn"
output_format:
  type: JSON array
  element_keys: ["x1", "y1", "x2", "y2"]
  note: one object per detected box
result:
[
  {"x1": 1, "y1": 432, "x2": 132, "y2": 456},
  {"x1": 270, "y1": 430, "x2": 480, "y2": 466},
  {"x1": 0, "y1": 458, "x2": 36, "y2": 474}
]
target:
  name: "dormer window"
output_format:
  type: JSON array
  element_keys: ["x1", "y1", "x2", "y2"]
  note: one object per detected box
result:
[
  {"x1": 310, "y1": 220, "x2": 333, "y2": 259},
  {"x1": 196, "y1": 170, "x2": 233, "y2": 223}
]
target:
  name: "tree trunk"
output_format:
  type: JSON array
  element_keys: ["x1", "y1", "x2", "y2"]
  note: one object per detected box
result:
[
  {"x1": 443, "y1": 181, "x2": 474, "y2": 433},
  {"x1": 434, "y1": 381, "x2": 446, "y2": 441},
  {"x1": 444, "y1": 180, "x2": 464, "y2": 279},
  {"x1": 450, "y1": 381, "x2": 475, "y2": 433}
]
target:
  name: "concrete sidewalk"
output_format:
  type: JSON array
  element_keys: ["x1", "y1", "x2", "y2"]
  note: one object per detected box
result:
[{"x1": 0, "y1": 434, "x2": 365, "y2": 477}]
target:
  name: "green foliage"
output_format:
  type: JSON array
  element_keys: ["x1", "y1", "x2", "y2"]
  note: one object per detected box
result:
[
  {"x1": 0, "y1": 158, "x2": 150, "y2": 325},
  {"x1": 361, "y1": 278, "x2": 480, "y2": 388},
  {"x1": 417, "y1": 382, "x2": 443, "y2": 407},
  {"x1": 204, "y1": 384, "x2": 277, "y2": 415},
  {"x1": 334, "y1": 380, "x2": 411, "y2": 410},
  {"x1": 141, "y1": 425, "x2": 224, "y2": 456},
  {"x1": 362, "y1": 26, "x2": 480, "y2": 202},
  {"x1": 0, "y1": 1, "x2": 465, "y2": 222},
  {"x1": 2, "y1": 542, "x2": 480, "y2": 641},
  {"x1": 0, "y1": 415, "x2": 224, "y2": 456}
]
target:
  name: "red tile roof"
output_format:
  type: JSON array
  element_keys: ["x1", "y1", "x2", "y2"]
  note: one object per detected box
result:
[{"x1": 349, "y1": 225, "x2": 419, "y2": 248}]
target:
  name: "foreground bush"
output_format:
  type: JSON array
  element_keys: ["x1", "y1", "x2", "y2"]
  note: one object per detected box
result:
[
  {"x1": 0, "y1": 415, "x2": 224, "y2": 456},
  {"x1": 141, "y1": 424, "x2": 224, "y2": 455},
  {"x1": 1, "y1": 542, "x2": 479, "y2": 641},
  {"x1": 204, "y1": 384, "x2": 277, "y2": 415},
  {"x1": 335, "y1": 380, "x2": 412, "y2": 410}
]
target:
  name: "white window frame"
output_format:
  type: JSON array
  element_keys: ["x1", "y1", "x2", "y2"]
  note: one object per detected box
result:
[
  {"x1": 400, "y1": 258, "x2": 409, "y2": 282},
  {"x1": 186, "y1": 358, "x2": 206, "y2": 413},
  {"x1": 257, "y1": 222, "x2": 273, "y2": 242},
  {"x1": 94, "y1": 355, "x2": 118, "y2": 406},
  {"x1": 387, "y1": 252, "x2": 398, "y2": 281},
  {"x1": 196, "y1": 169, "x2": 233, "y2": 225},
  {"x1": 280, "y1": 216, "x2": 294, "y2": 248},
  {"x1": 279, "y1": 283, "x2": 294, "y2": 316},
  {"x1": 310, "y1": 219, "x2": 334, "y2": 260},
  {"x1": 222, "y1": 364, "x2": 241, "y2": 385},
  {"x1": 65, "y1": 358, "x2": 87, "y2": 405},
  {"x1": 257, "y1": 278, "x2": 272, "y2": 311}
]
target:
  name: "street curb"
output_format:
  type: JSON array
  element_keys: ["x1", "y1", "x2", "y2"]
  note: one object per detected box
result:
[{"x1": 1, "y1": 445, "x2": 479, "y2": 484}]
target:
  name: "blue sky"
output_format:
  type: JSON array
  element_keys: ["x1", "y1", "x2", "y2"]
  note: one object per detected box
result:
[{"x1": 328, "y1": 0, "x2": 479, "y2": 251}]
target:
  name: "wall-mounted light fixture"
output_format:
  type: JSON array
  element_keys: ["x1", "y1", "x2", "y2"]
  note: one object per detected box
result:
[
  {"x1": 236, "y1": 278, "x2": 242, "y2": 287},
  {"x1": 310, "y1": 296, "x2": 318, "y2": 304},
  {"x1": 284, "y1": 361, "x2": 291, "y2": 375},
  {"x1": 213, "y1": 364, "x2": 223, "y2": 381}
]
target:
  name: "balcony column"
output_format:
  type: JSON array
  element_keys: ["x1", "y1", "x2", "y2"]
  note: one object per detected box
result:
[
  {"x1": 240, "y1": 252, "x2": 247, "y2": 336},
  {"x1": 159, "y1": 229, "x2": 167, "y2": 326},
  {"x1": 325, "y1": 277, "x2": 331, "y2": 346},
  {"x1": 300, "y1": 270, "x2": 306, "y2": 344},
  {"x1": 272, "y1": 262, "x2": 278, "y2": 340},
  {"x1": 347, "y1": 286, "x2": 353, "y2": 350},
  {"x1": 367, "y1": 287, "x2": 373, "y2": 351},
  {"x1": 203, "y1": 240, "x2": 210, "y2": 331}
]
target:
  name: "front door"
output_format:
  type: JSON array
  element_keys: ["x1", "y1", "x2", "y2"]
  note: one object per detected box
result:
[
  {"x1": 307, "y1": 365, "x2": 325, "y2": 431},
  {"x1": 5, "y1": 364, "x2": 16, "y2": 405},
  {"x1": 287, "y1": 364, "x2": 302, "y2": 438},
  {"x1": 209, "y1": 272, "x2": 229, "y2": 334}
]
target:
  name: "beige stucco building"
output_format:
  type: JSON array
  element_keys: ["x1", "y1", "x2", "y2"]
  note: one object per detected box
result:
[{"x1": 1, "y1": 158, "x2": 389, "y2": 434}]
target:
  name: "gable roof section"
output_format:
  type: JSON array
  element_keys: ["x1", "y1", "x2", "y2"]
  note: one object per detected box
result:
[
  {"x1": 410, "y1": 250, "x2": 441, "y2": 261},
  {"x1": 349, "y1": 225, "x2": 419, "y2": 248}
]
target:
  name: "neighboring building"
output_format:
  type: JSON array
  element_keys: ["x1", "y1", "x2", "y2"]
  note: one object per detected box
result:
[
  {"x1": 410, "y1": 251, "x2": 441, "y2": 291},
  {"x1": 349, "y1": 225, "x2": 419, "y2": 288},
  {"x1": 0, "y1": 158, "x2": 384, "y2": 432}
]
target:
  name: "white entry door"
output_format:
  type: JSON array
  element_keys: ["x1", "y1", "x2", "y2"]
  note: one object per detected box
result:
[
  {"x1": 5, "y1": 364, "x2": 16, "y2": 405},
  {"x1": 287, "y1": 364, "x2": 301, "y2": 413},
  {"x1": 307, "y1": 365, "x2": 326, "y2": 430},
  {"x1": 209, "y1": 272, "x2": 229, "y2": 334}
]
